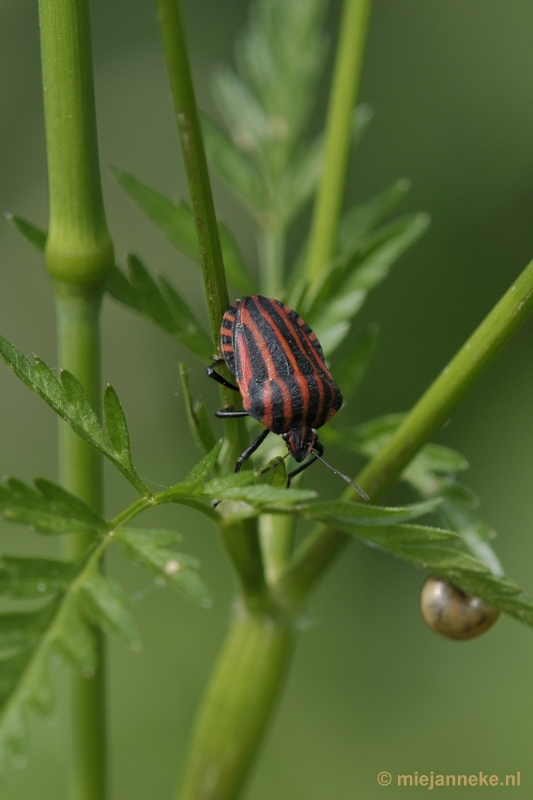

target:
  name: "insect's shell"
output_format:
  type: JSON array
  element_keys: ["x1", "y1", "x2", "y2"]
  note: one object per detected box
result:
[{"x1": 220, "y1": 295, "x2": 343, "y2": 435}]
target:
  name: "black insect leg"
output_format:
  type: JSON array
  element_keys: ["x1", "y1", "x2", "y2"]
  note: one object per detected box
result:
[
  {"x1": 215, "y1": 408, "x2": 250, "y2": 419},
  {"x1": 206, "y1": 358, "x2": 240, "y2": 392},
  {"x1": 286, "y1": 440, "x2": 324, "y2": 487},
  {"x1": 287, "y1": 456, "x2": 318, "y2": 487},
  {"x1": 235, "y1": 428, "x2": 270, "y2": 473}
]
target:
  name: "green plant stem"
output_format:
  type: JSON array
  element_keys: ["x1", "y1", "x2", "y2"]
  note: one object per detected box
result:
[
  {"x1": 177, "y1": 604, "x2": 294, "y2": 800},
  {"x1": 38, "y1": 0, "x2": 113, "y2": 796},
  {"x1": 155, "y1": 0, "x2": 229, "y2": 348},
  {"x1": 56, "y1": 285, "x2": 107, "y2": 800},
  {"x1": 39, "y1": 0, "x2": 114, "y2": 284},
  {"x1": 218, "y1": 519, "x2": 269, "y2": 605},
  {"x1": 156, "y1": 0, "x2": 265, "y2": 599},
  {"x1": 260, "y1": 513, "x2": 296, "y2": 584},
  {"x1": 282, "y1": 258, "x2": 533, "y2": 606},
  {"x1": 304, "y1": 0, "x2": 372, "y2": 297}
]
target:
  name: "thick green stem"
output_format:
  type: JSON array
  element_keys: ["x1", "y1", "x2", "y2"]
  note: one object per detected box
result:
[
  {"x1": 282, "y1": 258, "x2": 533, "y2": 605},
  {"x1": 38, "y1": 1, "x2": 112, "y2": 796},
  {"x1": 304, "y1": 0, "x2": 372, "y2": 297},
  {"x1": 39, "y1": 0, "x2": 114, "y2": 284},
  {"x1": 177, "y1": 605, "x2": 295, "y2": 800},
  {"x1": 218, "y1": 520, "x2": 268, "y2": 607},
  {"x1": 260, "y1": 513, "x2": 296, "y2": 585}
]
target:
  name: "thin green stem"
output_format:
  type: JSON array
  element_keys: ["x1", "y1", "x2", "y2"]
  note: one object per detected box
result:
[
  {"x1": 156, "y1": 0, "x2": 265, "y2": 599},
  {"x1": 38, "y1": 0, "x2": 113, "y2": 795},
  {"x1": 282, "y1": 258, "x2": 533, "y2": 606},
  {"x1": 155, "y1": 0, "x2": 229, "y2": 348},
  {"x1": 176, "y1": 603, "x2": 294, "y2": 800},
  {"x1": 304, "y1": 0, "x2": 372, "y2": 298},
  {"x1": 55, "y1": 285, "x2": 107, "y2": 800}
]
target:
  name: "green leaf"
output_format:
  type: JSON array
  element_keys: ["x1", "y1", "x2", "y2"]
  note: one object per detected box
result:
[
  {"x1": 0, "y1": 597, "x2": 63, "y2": 765},
  {"x1": 60, "y1": 369, "x2": 108, "y2": 446},
  {"x1": 325, "y1": 414, "x2": 469, "y2": 492},
  {"x1": 199, "y1": 469, "x2": 316, "y2": 507},
  {"x1": 212, "y1": 66, "x2": 272, "y2": 156},
  {"x1": 0, "y1": 515, "x2": 161, "y2": 769},
  {"x1": 217, "y1": 226, "x2": 258, "y2": 295},
  {"x1": 233, "y1": 0, "x2": 327, "y2": 148},
  {"x1": 179, "y1": 363, "x2": 217, "y2": 455},
  {"x1": 256, "y1": 456, "x2": 287, "y2": 488},
  {"x1": 205, "y1": 481, "x2": 316, "y2": 507},
  {"x1": 103, "y1": 384, "x2": 130, "y2": 456},
  {"x1": 107, "y1": 256, "x2": 213, "y2": 361},
  {"x1": 53, "y1": 602, "x2": 97, "y2": 677},
  {"x1": 277, "y1": 135, "x2": 323, "y2": 225},
  {"x1": 5, "y1": 214, "x2": 47, "y2": 253},
  {"x1": 200, "y1": 471, "x2": 256, "y2": 497},
  {"x1": 330, "y1": 323, "x2": 379, "y2": 402},
  {"x1": 0, "y1": 557, "x2": 76, "y2": 598},
  {"x1": 80, "y1": 572, "x2": 140, "y2": 647},
  {"x1": 297, "y1": 498, "x2": 441, "y2": 527},
  {"x1": 112, "y1": 169, "x2": 255, "y2": 295},
  {"x1": 338, "y1": 179, "x2": 411, "y2": 255},
  {"x1": 159, "y1": 276, "x2": 214, "y2": 359},
  {"x1": 319, "y1": 414, "x2": 511, "y2": 595},
  {"x1": 201, "y1": 114, "x2": 266, "y2": 214},
  {"x1": 0, "y1": 477, "x2": 106, "y2": 536},
  {"x1": 440, "y1": 501, "x2": 503, "y2": 576},
  {"x1": 0, "y1": 336, "x2": 149, "y2": 495},
  {"x1": 310, "y1": 214, "x2": 430, "y2": 355},
  {"x1": 306, "y1": 517, "x2": 533, "y2": 627},
  {"x1": 352, "y1": 103, "x2": 374, "y2": 144},
  {"x1": 115, "y1": 528, "x2": 211, "y2": 606},
  {"x1": 112, "y1": 168, "x2": 198, "y2": 256},
  {"x1": 184, "y1": 442, "x2": 223, "y2": 483}
]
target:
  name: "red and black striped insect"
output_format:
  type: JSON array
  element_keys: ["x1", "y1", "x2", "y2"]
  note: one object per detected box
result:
[{"x1": 207, "y1": 295, "x2": 369, "y2": 499}]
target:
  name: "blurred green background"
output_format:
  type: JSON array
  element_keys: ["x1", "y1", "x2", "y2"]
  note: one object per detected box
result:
[{"x1": 1, "y1": 0, "x2": 533, "y2": 797}]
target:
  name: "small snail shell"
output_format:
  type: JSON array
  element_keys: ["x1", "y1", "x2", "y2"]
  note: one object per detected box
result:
[{"x1": 420, "y1": 575, "x2": 500, "y2": 640}]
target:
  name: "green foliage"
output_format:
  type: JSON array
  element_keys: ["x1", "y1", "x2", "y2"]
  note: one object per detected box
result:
[
  {"x1": 319, "y1": 413, "x2": 533, "y2": 625},
  {"x1": 115, "y1": 528, "x2": 211, "y2": 606},
  {"x1": 107, "y1": 256, "x2": 213, "y2": 360},
  {"x1": 179, "y1": 363, "x2": 217, "y2": 455},
  {"x1": 111, "y1": 168, "x2": 256, "y2": 296},
  {"x1": 0, "y1": 477, "x2": 106, "y2": 536},
  {"x1": 0, "y1": 336, "x2": 149, "y2": 496},
  {"x1": 0, "y1": 467, "x2": 215, "y2": 770},
  {"x1": 79, "y1": 571, "x2": 140, "y2": 647},
  {"x1": 211, "y1": 0, "x2": 327, "y2": 187},
  {"x1": 329, "y1": 322, "x2": 379, "y2": 402},
  {"x1": 301, "y1": 212, "x2": 430, "y2": 355},
  {"x1": 4, "y1": 0, "x2": 533, "y2": 789},
  {"x1": 183, "y1": 441, "x2": 223, "y2": 483},
  {"x1": 5, "y1": 213, "x2": 47, "y2": 253}
]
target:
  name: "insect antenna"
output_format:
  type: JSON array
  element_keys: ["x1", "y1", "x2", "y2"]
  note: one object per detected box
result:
[{"x1": 312, "y1": 451, "x2": 370, "y2": 501}]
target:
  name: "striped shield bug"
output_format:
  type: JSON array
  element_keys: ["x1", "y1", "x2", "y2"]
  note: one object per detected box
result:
[{"x1": 207, "y1": 295, "x2": 369, "y2": 500}]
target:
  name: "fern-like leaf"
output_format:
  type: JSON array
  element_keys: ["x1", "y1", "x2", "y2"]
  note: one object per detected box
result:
[{"x1": 0, "y1": 337, "x2": 149, "y2": 495}]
